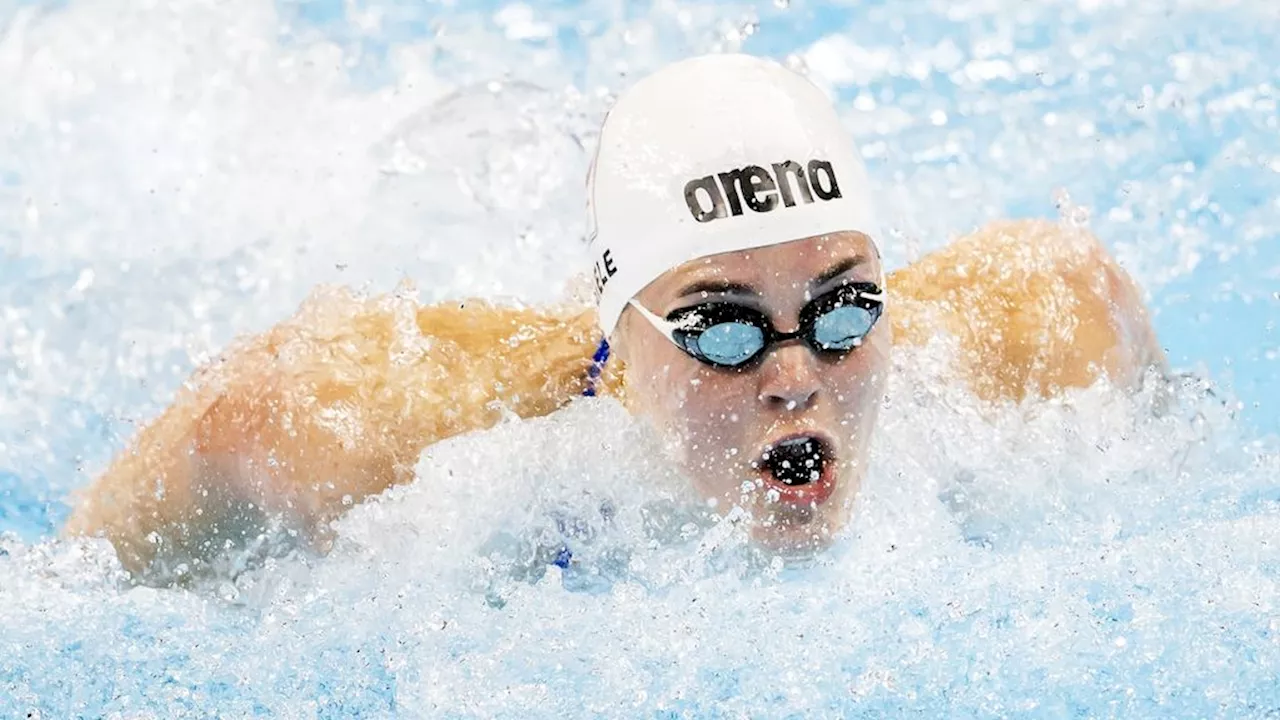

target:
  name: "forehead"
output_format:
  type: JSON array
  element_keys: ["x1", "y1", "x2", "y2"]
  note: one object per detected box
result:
[{"x1": 647, "y1": 231, "x2": 880, "y2": 297}]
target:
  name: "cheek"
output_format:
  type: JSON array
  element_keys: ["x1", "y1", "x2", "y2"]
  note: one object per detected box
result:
[
  {"x1": 622, "y1": 340, "x2": 697, "y2": 433},
  {"x1": 677, "y1": 372, "x2": 756, "y2": 448},
  {"x1": 640, "y1": 363, "x2": 754, "y2": 445},
  {"x1": 673, "y1": 374, "x2": 757, "y2": 500},
  {"x1": 827, "y1": 338, "x2": 891, "y2": 429},
  {"x1": 623, "y1": 347, "x2": 755, "y2": 484}
]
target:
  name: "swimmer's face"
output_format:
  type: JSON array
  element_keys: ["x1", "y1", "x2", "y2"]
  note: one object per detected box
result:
[{"x1": 613, "y1": 231, "x2": 890, "y2": 553}]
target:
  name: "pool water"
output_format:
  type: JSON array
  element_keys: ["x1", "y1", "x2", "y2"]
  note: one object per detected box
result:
[{"x1": 1, "y1": 0, "x2": 1278, "y2": 716}]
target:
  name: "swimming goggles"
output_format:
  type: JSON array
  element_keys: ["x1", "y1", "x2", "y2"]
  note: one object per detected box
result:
[{"x1": 627, "y1": 281, "x2": 885, "y2": 369}]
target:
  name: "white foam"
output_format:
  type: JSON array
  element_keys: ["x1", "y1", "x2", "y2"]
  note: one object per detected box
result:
[{"x1": 2, "y1": 0, "x2": 1279, "y2": 714}]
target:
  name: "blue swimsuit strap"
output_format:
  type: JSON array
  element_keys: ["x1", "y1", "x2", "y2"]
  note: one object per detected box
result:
[
  {"x1": 553, "y1": 337, "x2": 610, "y2": 568},
  {"x1": 582, "y1": 337, "x2": 611, "y2": 397}
]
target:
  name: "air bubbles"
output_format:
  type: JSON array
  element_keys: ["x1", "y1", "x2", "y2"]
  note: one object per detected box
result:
[
  {"x1": 1053, "y1": 189, "x2": 1092, "y2": 228},
  {"x1": 722, "y1": 19, "x2": 759, "y2": 45}
]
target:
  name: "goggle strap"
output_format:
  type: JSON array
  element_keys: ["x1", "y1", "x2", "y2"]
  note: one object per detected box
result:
[{"x1": 627, "y1": 299, "x2": 686, "y2": 345}]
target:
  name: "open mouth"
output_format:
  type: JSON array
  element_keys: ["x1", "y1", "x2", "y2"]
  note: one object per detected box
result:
[{"x1": 753, "y1": 433, "x2": 837, "y2": 505}]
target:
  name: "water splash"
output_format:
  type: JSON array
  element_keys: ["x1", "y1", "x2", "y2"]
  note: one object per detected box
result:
[{"x1": 2, "y1": 0, "x2": 1279, "y2": 715}]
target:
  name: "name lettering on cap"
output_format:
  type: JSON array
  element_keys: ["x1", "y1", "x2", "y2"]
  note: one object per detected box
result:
[
  {"x1": 592, "y1": 248, "x2": 618, "y2": 298},
  {"x1": 683, "y1": 159, "x2": 842, "y2": 223}
]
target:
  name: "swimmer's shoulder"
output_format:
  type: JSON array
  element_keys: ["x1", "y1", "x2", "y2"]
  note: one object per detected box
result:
[{"x1": 888, "y1": 219, "x2": 1163, "y2": 401}]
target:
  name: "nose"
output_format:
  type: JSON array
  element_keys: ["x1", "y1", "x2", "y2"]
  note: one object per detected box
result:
[{"x1": 756, "y1": 342, "x2": 821, "y2": 411}]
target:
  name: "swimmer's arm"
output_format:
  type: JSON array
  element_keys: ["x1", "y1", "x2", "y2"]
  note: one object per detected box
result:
[
  {"x1": 62, "y1": 293, "x2": 417, "y2": 577},
  {"x1": 888, "y1": 219, "x2": 1167, "y2": 402},
  {"x1": 64, "y1": 288, "x2": 603, "y2": 578}
]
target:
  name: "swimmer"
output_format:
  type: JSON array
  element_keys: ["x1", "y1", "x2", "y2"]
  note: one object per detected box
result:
[{"x1": 64, "y1": 54, "x2": 1167, "y2": 580}]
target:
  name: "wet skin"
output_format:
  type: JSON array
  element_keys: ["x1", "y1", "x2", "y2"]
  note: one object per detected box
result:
[{"x1": 612, "y1": 231, "x2": 890, "y2": 553}]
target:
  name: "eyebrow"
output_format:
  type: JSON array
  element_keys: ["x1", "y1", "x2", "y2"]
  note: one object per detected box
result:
[
  {"x1": 674, "y1": 254, "x2": 870, "y2": 299},
  {"x1": 676, "y1": 278, "x2": 759, "y2": 298},
  {"x1": 811, "y1": 254, "x2": 869, "y2": 289}
]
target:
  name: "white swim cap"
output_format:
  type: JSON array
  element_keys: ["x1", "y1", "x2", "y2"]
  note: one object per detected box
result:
[{"x1": 586, "y1": 53, "x2": 880, "y2": 337}]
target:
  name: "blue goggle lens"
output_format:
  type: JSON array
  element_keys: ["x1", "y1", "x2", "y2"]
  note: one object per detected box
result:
[
  {"x1": 811, "y1": 305, "x2": 876, "y2": 351},
  {"x1": 694, "y1": 322, "x2": 766, "y2": 366}
]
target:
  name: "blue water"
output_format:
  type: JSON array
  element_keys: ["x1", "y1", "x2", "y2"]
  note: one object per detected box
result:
[{"x1": 1, "y1": 0, "x2": 1278, "y2": 716}]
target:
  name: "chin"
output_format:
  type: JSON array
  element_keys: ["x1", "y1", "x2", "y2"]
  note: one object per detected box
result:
[
  {"x1": 747, "y1": 505, "x2": 845, "y2": 558},
  {"x1": 689, "y1": 452, "x2": 860, "y2": 557},
  {"x1": 745, "y1": 471, "x2": 859, "y2": 558}
]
